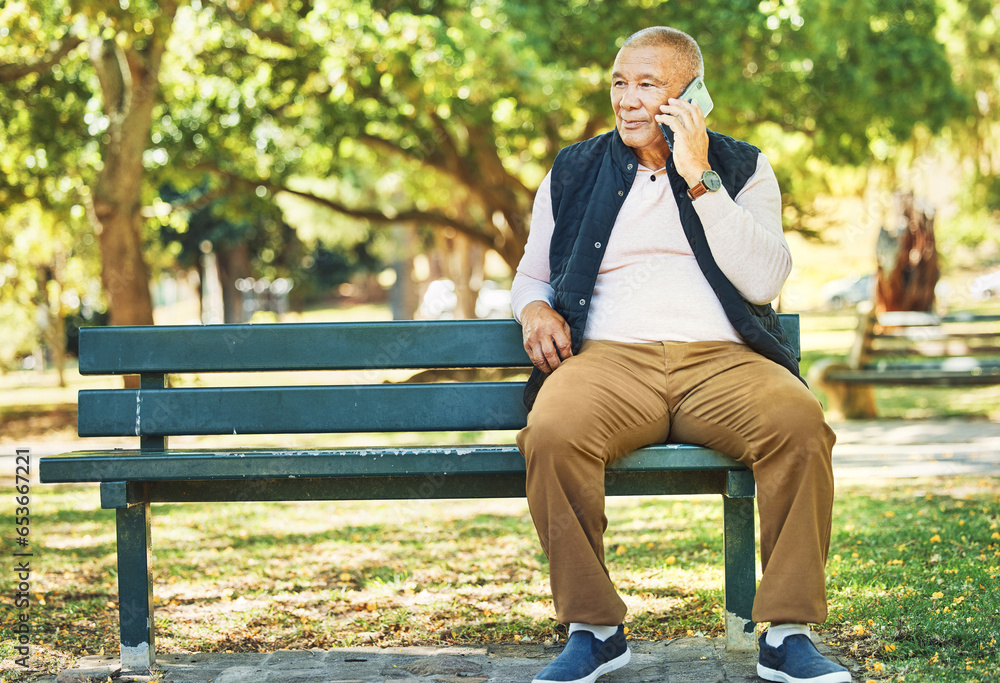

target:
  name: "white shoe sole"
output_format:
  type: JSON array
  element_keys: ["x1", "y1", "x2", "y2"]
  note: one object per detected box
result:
[
  {"x1": 532, "y1": 648, "x2": 631, "y2": 683},
  {"x1": 757, "y1": 662, "x2": 852, "y2": 683}
]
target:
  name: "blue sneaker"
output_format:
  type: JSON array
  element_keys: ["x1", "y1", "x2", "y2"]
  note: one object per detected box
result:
[
  {"x1": 532, "y1": 625, "x2": 631, "y2": 683},
  {"x1": 757, "y1": 633, "x2": 851, "y2": 683}
]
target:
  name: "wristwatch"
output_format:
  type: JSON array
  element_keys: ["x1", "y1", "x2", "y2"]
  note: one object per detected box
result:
[{"x1": 687, "y1": 169, "x2": 722, "y2": 200}]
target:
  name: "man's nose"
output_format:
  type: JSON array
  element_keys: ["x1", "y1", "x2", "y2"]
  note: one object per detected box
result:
[{"x1": 619, "y1": 86, "x2": 641, "y2": 109}]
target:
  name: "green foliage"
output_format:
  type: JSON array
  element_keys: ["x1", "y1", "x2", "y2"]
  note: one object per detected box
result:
[
  {"x1": 0, "y1": 3, "x2": 103, "y2": 364},
  {"x1": 0, "y1": 201, "x2": 102, "y2": 370},
  {"x1": 1, "y1": 0, "x2": 995, "y2": 330},
  {"x1": 0, "y1": 3, "x2": 96, "y2": 212},
  {"x1": 130, "y1": 0, "x2": 975, "y2": 264}
]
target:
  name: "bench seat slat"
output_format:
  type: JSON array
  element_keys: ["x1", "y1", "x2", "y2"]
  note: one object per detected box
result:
[
  {"x1": 39, "y1": 443, "x2": 747, "y2": 484},
  {"x1": 864, "y1": 359, "x2": 1000, "y2": 372},
  {"x1": 79, "y1": 320, "x2": 531, "y2": 374},
  {"x1": 78, "y1": 382, "x2": 530, "y2": 436},
  {"x1": 826, "y1": 365, "x2": 1000, "y2": 385}
]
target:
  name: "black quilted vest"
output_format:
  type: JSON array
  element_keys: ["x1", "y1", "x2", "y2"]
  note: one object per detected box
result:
[{"x1": 523, "y1": 129, "x2": 800, "y2": 409}]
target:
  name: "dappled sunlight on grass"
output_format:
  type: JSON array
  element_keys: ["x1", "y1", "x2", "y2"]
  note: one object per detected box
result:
[
  {"x1": 3, "y1": 470, "x2": 998, "y2": 681},
  {"x1": 823, "y1": 477, "x2": 1000, "y2": 683}
]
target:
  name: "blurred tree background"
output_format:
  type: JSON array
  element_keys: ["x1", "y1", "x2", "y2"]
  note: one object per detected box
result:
[{"x1": 1, "y1": 0, "x2": 998, "y2": 371}]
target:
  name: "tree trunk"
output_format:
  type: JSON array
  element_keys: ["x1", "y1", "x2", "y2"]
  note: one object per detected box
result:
[
  {"x1": 390, "y1": 226, "x2": 419, "y2": 320},
  {"x1": 48, "y1": 308, "x2": 67, "y2": 389},
  {"x1": 87, "y1": 2, "x2": 178, "y2": 327},
  {"x1": 431, "y1": 230, "x2": 485, "y2": 319},
  {"x1": 874, "y1": 192, "x2": 939, "y2": 313},
  {"x1": 215, "y1": 241, "x2": 253, "y2": 323},
  {"x1": 454, "y1": 234, "x2": 484, "y2": 319},
  {"x1": 36, "y1": 265, "x2": 68, "y2": 388}
]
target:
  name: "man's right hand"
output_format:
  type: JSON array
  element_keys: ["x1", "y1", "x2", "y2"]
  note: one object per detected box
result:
[{"x1": 520, "y1": 300, "x2": 573, "y2": 374}]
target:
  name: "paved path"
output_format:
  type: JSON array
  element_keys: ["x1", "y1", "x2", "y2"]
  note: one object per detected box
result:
[
  {"x1": 829, "y1": 417, "x2": 1000, "y2": 480},
  {"x1": 55, "y1": 636, "x2": 855, "y2": 683}
]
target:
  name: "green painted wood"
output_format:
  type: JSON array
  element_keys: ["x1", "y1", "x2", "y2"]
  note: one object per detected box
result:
[
  {"x1": 940, "y1": 313, "x2": 1000, "y2": 324},
  {"x1": 40, "y1": 443, "x2": 747, "y2": 484},
  {"x1": 78, "y1": 315, "x2": 799, "y2": 374},
  {"x1": 827, "y1": 365, "x2": 1000, "y2": 385},
  {"x1": 126, "y1": 469, "x2": 733, "y2": 504},
  {"x1": 725, "y1": 469, "x2": 756, "y2": 499},
  {"x1": 781, "y1": 314, "x2": 800, "y2": 360},
  {"x1": 116, "y1": 501, "x2": 155, "y2": 670},
  {"x1": 862, "y1": 360, "x2": 1000, "y2": 372},
  {"x1": 77, "y1": 382, "x2": 530, "y2": 436},
  {"x1": 723, "y1": 495, "x2": 758, "y2": 651},
  {"x1": 101, "y1": 481, "x2": 130, "y2": 509},
  {"x1": 139, "y1": 374, "x2": 168, "y2": 451},
  {"x1": 79, "y1": 319, "x2": 531, "y2": 374},
  {"x1": 74, "y1": 318, "x2": 799, "y2": 438}
]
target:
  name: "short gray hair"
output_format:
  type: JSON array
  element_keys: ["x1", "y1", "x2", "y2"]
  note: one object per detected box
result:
[{"x1": 622, "y1": 27, "x2": 704, "y2": 81}]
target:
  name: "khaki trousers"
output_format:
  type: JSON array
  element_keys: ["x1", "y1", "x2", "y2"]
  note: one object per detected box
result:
[{"x1": 516, "y1": 340, "x2": 836, "y2": 627}]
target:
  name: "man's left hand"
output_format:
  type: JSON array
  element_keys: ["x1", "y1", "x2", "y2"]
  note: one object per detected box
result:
[{"x1": 656, "y1": 98, "x2": 711, "y2": 188}]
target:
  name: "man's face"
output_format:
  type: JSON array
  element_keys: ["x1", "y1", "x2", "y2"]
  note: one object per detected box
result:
[{"x1": 610, "y1": 45, "x2": 682, "y2": 163}]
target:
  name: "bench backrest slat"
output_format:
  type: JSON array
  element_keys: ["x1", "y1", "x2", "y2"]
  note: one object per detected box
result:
[
  {"x1": 78, "y1": 316, "x2": 800, "y2": 374},
  {"x1": 78, "y1": 319, "x2": 531, "y2": 374},
  {"x1": 78, "y1": 382, "x2": 529, "y2": 436}
]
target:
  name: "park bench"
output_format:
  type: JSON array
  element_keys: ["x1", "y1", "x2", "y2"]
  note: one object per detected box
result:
[
  {"x1": 811, "y1": 305, "x2": 1000, "y2": 419},
  {"x1": 38, "y1": 315, "x2": 801, "y2": 672}
]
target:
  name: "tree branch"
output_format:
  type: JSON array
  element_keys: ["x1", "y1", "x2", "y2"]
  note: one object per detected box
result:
[
  {"x1": 142, "y1": 184, "x2": 231, "y2": 218},
  {"x1": 0, "y1": 34, "x2": 83, "y2": 83},
  {"x1": 360, "y1": 132, "x2": 456, "y2": 180},
  {"x1": 87, "y1": 38, "x2": 127, "y2": 118},
  {"x1": 428, "y1": 110, "x2": 466, "y2": 177},
  {"x1": 467, "y1": 121, "x2": 533, "y2": 198},
  {"x1": 361, "y1": 122, "x2": 532, "y2": 225},
  {"x1": 201, "y1": 164, "x2": 499, "y2": 252}
]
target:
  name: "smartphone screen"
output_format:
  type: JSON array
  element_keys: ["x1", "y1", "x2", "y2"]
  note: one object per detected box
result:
[{"x1": 659, "y1": 76, "x2": 714, "y2": 150}]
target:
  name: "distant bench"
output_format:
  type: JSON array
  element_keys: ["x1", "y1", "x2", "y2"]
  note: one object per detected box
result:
[
  {"x1": 39, "y1": 316, "x2": 800, "y2": 671},
  {"x1": 811, "y1": 307, "x2": 1000, "y2": 418}
]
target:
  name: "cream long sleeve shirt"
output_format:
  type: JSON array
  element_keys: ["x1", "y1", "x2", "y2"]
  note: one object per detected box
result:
[{"x1": 511, "y1": 153, "x2": 791, "y2": 345}]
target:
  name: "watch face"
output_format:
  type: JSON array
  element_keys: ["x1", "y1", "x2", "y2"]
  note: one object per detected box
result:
[{"x1": 703, "y1": 170, "x2": 723, "y2": 192}]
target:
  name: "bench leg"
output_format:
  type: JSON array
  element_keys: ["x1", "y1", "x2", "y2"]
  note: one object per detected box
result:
[
  {"x1": 115, "y1": 501, "x2": 155, "y2": 672},
  {"x1": 723, "y1": 494, "x2": 758, "y2": 651}
]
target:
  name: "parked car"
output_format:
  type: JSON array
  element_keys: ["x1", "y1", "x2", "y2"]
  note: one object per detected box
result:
[
  {"x1": 474, "y1": 280, "x2": 512, "y2": 318},
  {"x1": 417, "y1": 279, "x2": 512, "y2": 319},
  {"x1": 970, "y1": 269, "x2": 1000, "y2": 301},
  {"x1": 417, "y1": 279, "x2": 459, "y2": 319},
  {"x1": 819, "y1": 273, "x2": 874, "y2": 310}
]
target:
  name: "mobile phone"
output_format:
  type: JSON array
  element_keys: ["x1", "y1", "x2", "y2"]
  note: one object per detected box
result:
[{"x1": 659, "y1": 76, "x2": 714, "y2": 151}]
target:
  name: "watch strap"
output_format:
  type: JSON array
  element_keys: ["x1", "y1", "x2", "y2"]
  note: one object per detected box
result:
[
  {"x1": 687, "y1": 182, "x2": 709, "y2": 200},
  {"x1": 687, "y1": 170, "x2": 720, "y2": 200}
]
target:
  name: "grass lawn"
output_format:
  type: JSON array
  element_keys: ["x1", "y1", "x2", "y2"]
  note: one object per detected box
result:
[{"x1": 1, "y1": 476, "x2": 997, "y2": 683}]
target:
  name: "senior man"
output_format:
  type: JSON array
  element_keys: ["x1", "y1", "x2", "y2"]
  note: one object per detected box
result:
[{"x1": 512, "y1": 26, "x2": 850, "y2": 683}]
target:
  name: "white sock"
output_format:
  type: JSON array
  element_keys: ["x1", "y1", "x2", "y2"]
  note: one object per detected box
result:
[
  {"x1": 569, "y1": 623, "x2": 620, "y2": 641},
  {"x1": 765, "y1": 623, "x2": 810, "y2": 647}
]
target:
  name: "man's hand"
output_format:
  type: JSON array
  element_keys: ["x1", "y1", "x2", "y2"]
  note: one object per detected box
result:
[
  {"x1": 520, "y1": 300, "x2": 573, "y2": 374},
  {"x1": 656, "y1": 98, "x2": 711, "y2": 187}
]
